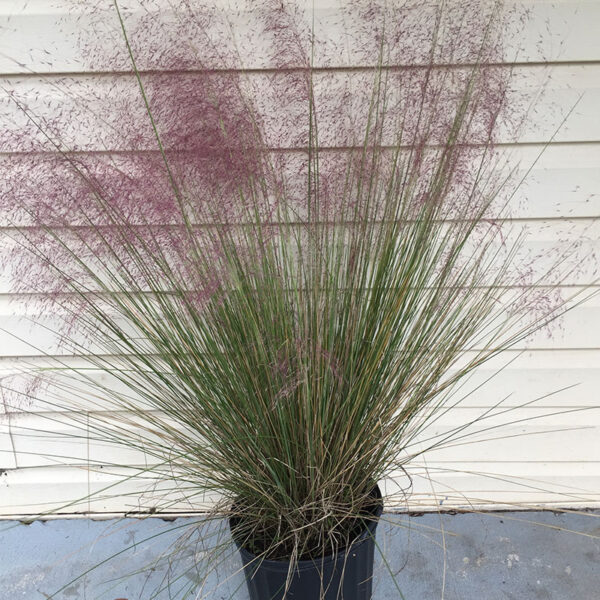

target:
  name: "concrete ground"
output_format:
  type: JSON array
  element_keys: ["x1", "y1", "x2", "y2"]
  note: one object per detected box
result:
[{"x1": 1, "y1": 510, "x2": 599, "y2": 600}]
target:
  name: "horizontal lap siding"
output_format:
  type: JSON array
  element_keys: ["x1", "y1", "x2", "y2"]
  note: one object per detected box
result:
[
  {"x1": 1, "y1": 1, "x2": 600, "y2": 73},
  {"x1": 0, "y1": 66, "x2": 599, "y2": 150},
  {"x1": 0, "y1": 0, "x2": 599, "y2": 515}
]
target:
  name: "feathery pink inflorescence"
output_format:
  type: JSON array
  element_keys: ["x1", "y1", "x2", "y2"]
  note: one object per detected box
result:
[{"x1": 0, "y1": 0, "x2": 591, "y2": 389}]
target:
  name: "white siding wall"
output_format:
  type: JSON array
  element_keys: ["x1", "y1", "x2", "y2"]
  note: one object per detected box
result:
[{"x1": 0, "y1": 0, "x2": 599, "y2": 516}]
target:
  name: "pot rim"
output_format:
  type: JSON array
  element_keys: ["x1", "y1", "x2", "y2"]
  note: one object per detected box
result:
[{"x1": 230, "y1": 483, "x2": 383, "y2": 570}]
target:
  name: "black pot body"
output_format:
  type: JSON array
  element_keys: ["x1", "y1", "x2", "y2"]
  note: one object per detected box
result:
[{"x1": 231, "y1": 485, "x2": 383, "y2": 600}]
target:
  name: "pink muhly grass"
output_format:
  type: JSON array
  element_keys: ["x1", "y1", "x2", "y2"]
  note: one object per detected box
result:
[{"x1": 0, "y1": 0, "x2": 596, "y2": 568}]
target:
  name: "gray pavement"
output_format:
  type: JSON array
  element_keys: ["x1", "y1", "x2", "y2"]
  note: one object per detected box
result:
[{"x1": 1, "y1": 510, "x2": 598, "y2": 599}]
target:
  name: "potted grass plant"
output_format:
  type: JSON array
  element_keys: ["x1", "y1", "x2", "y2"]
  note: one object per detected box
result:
[{"x1": 0, "y1": 0, "x2": 595, "y2": 598}]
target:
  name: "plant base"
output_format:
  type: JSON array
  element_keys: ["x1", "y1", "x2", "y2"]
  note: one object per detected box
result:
[{"x1": 230, "y1": 485, "x2": 383, "y2": 600}]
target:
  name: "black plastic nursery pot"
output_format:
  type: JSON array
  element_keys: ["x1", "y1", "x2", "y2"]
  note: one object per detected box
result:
[{"x1": 230, "y1": 485, "x2": 383, "y2": 600}]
